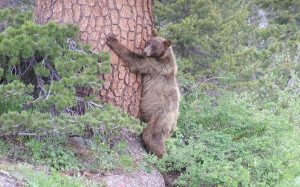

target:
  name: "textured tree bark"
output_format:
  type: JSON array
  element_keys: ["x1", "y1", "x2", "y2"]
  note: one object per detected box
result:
[{"x1": 34, "y1": 0, "x2": 154, "y2": 118}]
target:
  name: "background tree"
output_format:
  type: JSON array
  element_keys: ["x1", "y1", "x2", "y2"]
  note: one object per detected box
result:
[
  {"x1": 154, "y1": 0, "x2": 250, "y2": 77},
  {"x1": 146, "y1": 1, "x2": 300, "y2": 186},
  {"x1": 34, "y1": 0, "x2": 154, "y2": 118},
  {"x1": 155, "y1": 0, "x2": 300, "y2": 90}
]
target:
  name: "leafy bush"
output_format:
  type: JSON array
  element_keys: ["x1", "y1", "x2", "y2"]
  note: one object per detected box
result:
[
  {"x1": 82, "y1": 139, "x2": 135, "y2": 172},
  {"x1": 0, "y1": 135, "x2": 79, "y2": 171},
  {"x1": 147, "y1": 85, "x2": 299, "y2": 186},
  {"x1": 25, "y1": 138, "x2": 79, "y2": 170}
]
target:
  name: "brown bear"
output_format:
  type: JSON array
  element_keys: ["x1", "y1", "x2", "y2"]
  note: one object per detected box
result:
[{"x1": 106, "y1": 29, "x2": 180, "y2": 159}]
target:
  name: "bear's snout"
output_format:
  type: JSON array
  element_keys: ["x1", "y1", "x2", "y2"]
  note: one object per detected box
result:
[
  {"x1": 142, "y1": 51, "x2": 147, "y2": 56},
  {"x1": 142, "y1": 46, "x2": 151, "y2": 57}
]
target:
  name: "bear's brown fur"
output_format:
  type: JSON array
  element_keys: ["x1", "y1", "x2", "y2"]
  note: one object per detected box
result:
[{"x1": 106, "y1": 30, "x2": 180, "y2": 158}]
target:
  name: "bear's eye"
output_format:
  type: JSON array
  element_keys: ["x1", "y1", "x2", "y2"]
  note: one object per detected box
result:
[{"x1": 151, "y1": 45, "x2": 157, "y2": 51}]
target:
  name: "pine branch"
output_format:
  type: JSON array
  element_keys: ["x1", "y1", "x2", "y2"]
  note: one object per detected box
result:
[
  {"x1": 20, "y1": 59, "x2": 33, "y2": 77},
  {"x1": 77, "y1": 97, "x2": 103, "y2": 109},
  {"x1": 30, "y1": 56, "x2": 46, "y2": 96},
  {"x1": 46, "y1": 62, "x2": 61, "y2": 81}
]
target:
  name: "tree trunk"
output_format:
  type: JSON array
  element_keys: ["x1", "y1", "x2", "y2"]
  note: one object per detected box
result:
[{"x1": 34, "y1": 0, "x2": 154, "y2": 118}]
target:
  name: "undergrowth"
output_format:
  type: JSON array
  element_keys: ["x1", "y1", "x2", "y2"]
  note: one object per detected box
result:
[
  {"x1": 146, "y1": 83, "x2": 300, "y2": 186},
  {"x1": 0, "y1": 125, "x2": 141, "y2": 173}
]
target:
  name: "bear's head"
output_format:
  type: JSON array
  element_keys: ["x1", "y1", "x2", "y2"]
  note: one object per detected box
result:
[{"x1": 142, "y1": 29, "x2": 172, "y2": 58}]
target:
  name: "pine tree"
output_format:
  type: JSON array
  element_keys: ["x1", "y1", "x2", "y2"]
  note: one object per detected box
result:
[
  {"x1": 0, "y1": 8, "x2": 143, "y2": 139},
  {"x1": 34, "y1": 0, "x2": 154, "y2": 118},
  {"x1": 154, "y1": 0, "x2": 300, "y2": 90}
]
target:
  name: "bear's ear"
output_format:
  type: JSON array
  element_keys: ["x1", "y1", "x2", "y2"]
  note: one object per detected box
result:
[
  {"x1": 164, "y1": 39, "x2": 172, "y2": 47},
  {"x1": 151, "y1": 29, "x2": 157, "y2": 37}
]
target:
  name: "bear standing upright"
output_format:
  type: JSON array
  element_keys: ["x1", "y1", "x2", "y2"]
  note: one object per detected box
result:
[{"x1": 106, "y1": 29, "x2": 180, "y2": 159}]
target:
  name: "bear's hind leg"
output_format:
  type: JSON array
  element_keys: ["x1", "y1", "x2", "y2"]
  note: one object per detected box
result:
[{"x1": 142, "y1": 125, "x2": 166, "y2": 159}]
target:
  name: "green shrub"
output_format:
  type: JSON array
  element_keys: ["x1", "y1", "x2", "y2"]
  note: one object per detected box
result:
[
  {"x1": 25, "y1": 138, "x2": 79, "y2": 170},
  {"x1": 147, "y1": 87, "x2": 299, "y2": 186},
  {"x1": 0, "y1": 9, "x2": 144, "y2": 138},
  {"x1": 85, "y1": 139, "x2": 135, "y2": 172}
]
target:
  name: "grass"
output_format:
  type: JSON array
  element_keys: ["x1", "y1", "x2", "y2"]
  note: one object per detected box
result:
[{"x1": 0, "y1": 162, "x2": 103, "y2": 187}]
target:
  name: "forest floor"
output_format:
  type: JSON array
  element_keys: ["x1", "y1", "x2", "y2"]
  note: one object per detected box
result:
[
  {"x1": 0, "y1": 135, "x2": 167, "y2": 187},
  {"x1": 0, "y1": 160, "x2": 25, "y2": 187},
  {"x1": 0, "y1": 159, "x2": 180, "y2": 187}
]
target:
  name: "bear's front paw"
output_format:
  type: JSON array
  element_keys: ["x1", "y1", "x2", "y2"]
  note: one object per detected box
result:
[{"x1": 106, "y1": 34, "x2": 119, "y2": 48}]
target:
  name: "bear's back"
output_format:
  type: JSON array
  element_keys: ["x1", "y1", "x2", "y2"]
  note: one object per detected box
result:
[{"x1": 140, "y1": 47, "x2": 179, "y2": 123}]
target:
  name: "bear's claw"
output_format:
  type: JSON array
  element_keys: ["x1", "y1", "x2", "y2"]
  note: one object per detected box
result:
[{"x1": 106, "y1": 34, "x2": 118, "y2": 47}]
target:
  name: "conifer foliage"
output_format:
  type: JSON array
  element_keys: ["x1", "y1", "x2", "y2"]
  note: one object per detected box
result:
[
  {"x1": 0, "y1": 9, "x2": 142, "y2": 137},
  {"x1": 154, "y1": 0, "x2": 300, "y2": 87},
  {"x1": 149, "y1": 1, "x2": 300, "y2": 186}
]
